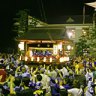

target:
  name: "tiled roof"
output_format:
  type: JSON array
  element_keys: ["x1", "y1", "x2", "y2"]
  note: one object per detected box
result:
[{"x1": 18, "y1": 28, "x2": 69, "y2": 40}]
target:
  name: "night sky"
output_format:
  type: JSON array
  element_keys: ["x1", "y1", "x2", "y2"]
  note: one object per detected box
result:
[{"x1": 0, "y1": 0, "x2": 96, "y2": 34}]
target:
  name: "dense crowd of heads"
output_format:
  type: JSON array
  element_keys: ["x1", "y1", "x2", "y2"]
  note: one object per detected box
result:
[{"x1": 0, "y1": 54, "x2": 96, "y2": 96}]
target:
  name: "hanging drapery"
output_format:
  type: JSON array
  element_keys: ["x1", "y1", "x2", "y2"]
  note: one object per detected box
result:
[{"x1": 85, "y1": 1, "x2": 96, "y2": 8}]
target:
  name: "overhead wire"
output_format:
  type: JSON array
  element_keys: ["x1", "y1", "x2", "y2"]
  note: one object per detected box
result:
[
  {"x1": 37, "y1": 0, "x2": 53, "y2": 41},
  {"x1": 36, "y1": 0, "x2": 43, "y2": 21},
  {"x1": 40, "y1": 0, "x2": 47, "y2": 22}
]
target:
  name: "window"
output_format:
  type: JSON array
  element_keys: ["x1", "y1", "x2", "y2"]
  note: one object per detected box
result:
[
  {"x1": 66, "y1": 28, "x2": 75, "y2": 39},
  {"x1": 82, "y1": 27, "x2": 89, "y2": 36}
]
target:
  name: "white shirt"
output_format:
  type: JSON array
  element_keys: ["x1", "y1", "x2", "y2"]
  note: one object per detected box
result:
[
  {"x1": 40, "y1": 74, "x2": 50, "y2": 91},
  {"x1": 50, "y1": 70, "x2": 57, "y2": 79},
  {"x1": 60, "y1": 67, "x2": 69, "y2": 77},
  {"x1": 85, "y1": 81, "x2": 94, "y2": 96},
  {"x1": 68, "y1": 88, "x2": 83, "y2": 96},
  {"x1": 85, "y1": 72, "x2": 93, "y2": 81},
  {"x1": 85, "y1": 89, "x2": 93, "y2": 96}
]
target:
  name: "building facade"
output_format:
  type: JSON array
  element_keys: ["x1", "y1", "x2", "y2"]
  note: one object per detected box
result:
[{"x1": 16, "y1": 15, "x2": 93, "y2": 62}]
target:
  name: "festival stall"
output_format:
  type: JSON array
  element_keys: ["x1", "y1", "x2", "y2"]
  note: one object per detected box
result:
[{"x1": 18, "y1": 28, "x2": 73, "y2": 63}]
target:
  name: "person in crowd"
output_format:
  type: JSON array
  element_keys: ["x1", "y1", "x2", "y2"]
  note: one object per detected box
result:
[
  {"x1": 68, "y1": 84, "x2": 83, "y2": 96},
  {"x1": 33, "y1": 74, "x2": 44, "y2": 96},
  {"x1": 50, "y1": 78, "x2": 60, "y2": 96},
  {"x1": 85, "y1": 77, "x2": 94, "y2": 96},
  {"x1": 40, "y1": 66, "x2": 51, "y2": 94},
  {"x1": 50, "y1": 66, "x2": 57, "y2": 80},
  {"x1": 10, "y1": 75, "x2": 34, "y2": 96},
  {"x1": 0, "y1": 65, "x2": 7, "y2": 83}
]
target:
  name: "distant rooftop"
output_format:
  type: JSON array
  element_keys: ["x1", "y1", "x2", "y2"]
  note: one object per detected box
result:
[
  {"x1": 14, "y1": 15, "x2": 93, "y2": 28},
  {"x1": 46, "y1": 15, "x2": 93, "y2": 24}
]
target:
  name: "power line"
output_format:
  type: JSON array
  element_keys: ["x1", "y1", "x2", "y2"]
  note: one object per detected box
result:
[
  {"x1": 37, "y1": 0, "x2": 43, "y2": 21},
  {"x1": 40, "y1": 0, "x2": 47, "y2": 22}
]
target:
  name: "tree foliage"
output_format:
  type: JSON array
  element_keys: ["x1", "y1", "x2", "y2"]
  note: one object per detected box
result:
[
  {"x1": 75, "y1": 35, "x2": 89, "y2": 56},
  {"x1": 88, "y1": 28, "x2": 96, "y2": 56},
  {"x1": 75, "y1": 27, "x2": 96, "y2": 57},
  {"x1": 14, "y1": 9, "x2": 29, "y2": 38}
]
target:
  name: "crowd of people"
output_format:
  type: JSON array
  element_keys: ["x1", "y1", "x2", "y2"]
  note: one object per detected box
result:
[{"x1": 0, "y1": 53, "x2": 96, "y2": 96}]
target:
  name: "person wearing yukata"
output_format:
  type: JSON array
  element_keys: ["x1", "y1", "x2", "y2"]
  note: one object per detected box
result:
[
  {"x1": 85, "y1": 77, "x2": 94, "y2": 96},
  {"x1": 75, "y1": 61, "x2": 79, "y2": 75}
]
